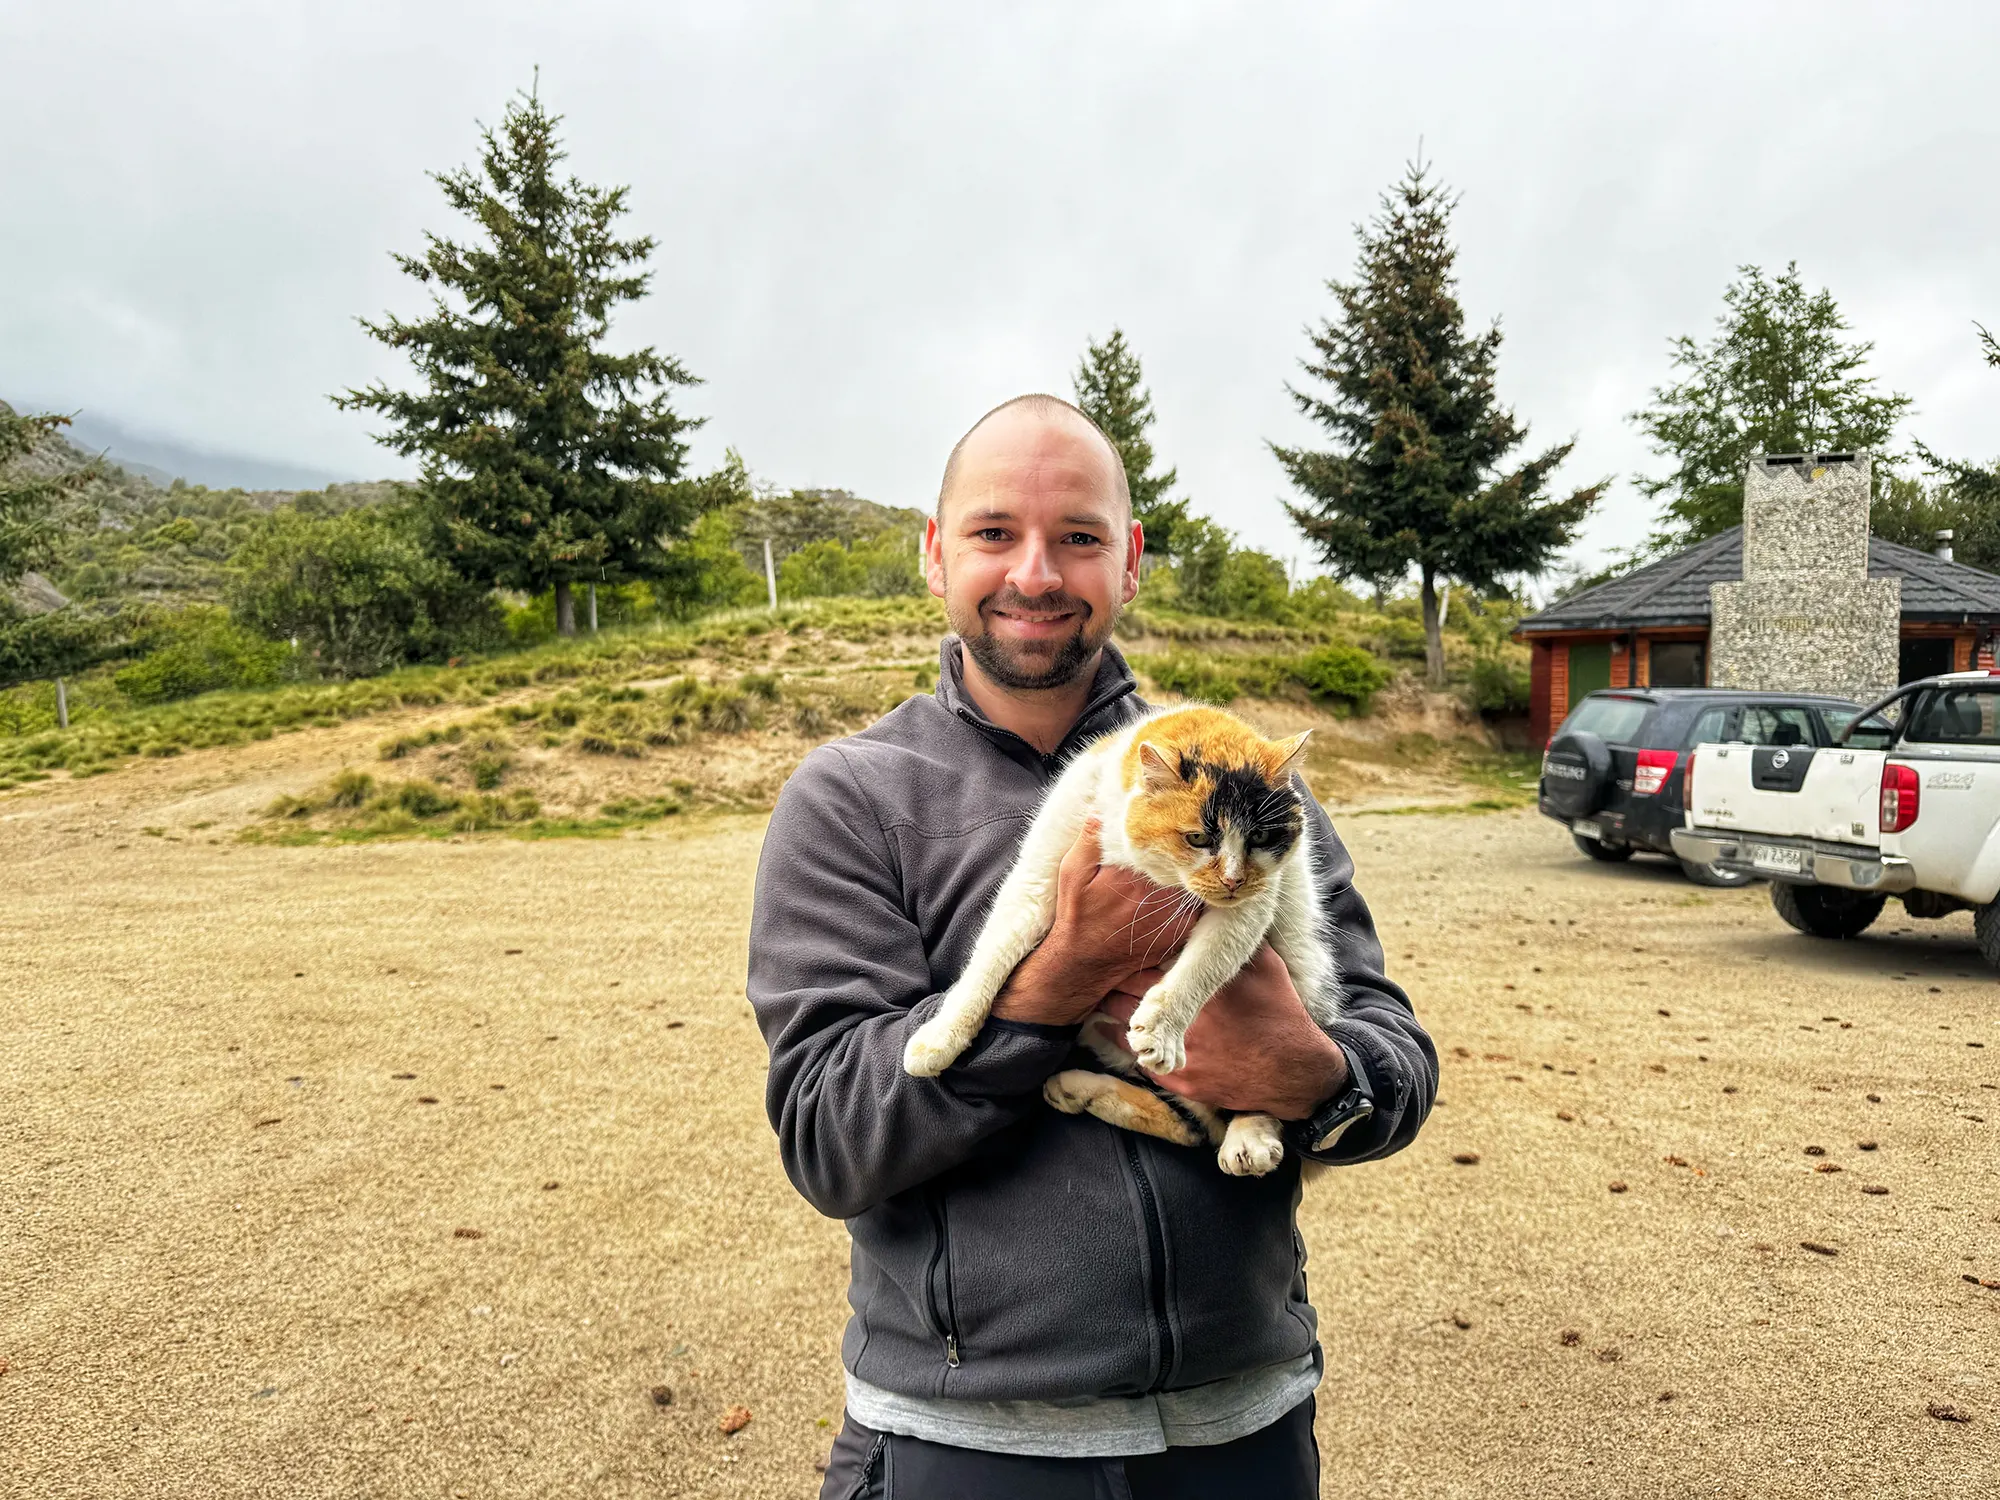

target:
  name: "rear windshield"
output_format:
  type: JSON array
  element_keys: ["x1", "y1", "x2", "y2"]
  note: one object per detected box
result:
[
  {"x1": 1559, "y1": 694, "x2": 1652, "y2": 744},
  {"x1": 1904, "y1": 685, "x2": 2000, "y2": 746},
  {"x1": 1823, "y1": 705, "x2": 1889, "y2": 747}
]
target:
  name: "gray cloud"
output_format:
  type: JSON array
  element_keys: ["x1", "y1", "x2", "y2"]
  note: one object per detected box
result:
[{"x1": 4, "y1": 1, "x2": 1995, "y2": 577}]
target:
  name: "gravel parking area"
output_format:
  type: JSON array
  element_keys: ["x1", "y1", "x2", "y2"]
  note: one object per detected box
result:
[{"x1": 4, "y1": 775, "x2": 1995, "y2": 1497}]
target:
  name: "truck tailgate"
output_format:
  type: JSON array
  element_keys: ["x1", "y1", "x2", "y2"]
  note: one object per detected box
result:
[{"x1": 1686, "y1": 744, "x2": 1885, "y2": 845}]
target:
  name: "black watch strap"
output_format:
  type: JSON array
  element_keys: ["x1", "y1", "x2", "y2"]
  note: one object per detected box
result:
[{"x1": 1305, "y1": 1052, "x2": 1375, "y2": 1153}]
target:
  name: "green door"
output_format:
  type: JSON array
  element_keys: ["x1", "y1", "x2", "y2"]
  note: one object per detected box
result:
[{"x1": 1568, "y1": 642, "x2": 1611, "y2": 708}]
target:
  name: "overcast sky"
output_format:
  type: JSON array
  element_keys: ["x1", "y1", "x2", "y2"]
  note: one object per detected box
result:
[{"x1": 4, "y1": 1, "x2": 1995, "y2": 579}]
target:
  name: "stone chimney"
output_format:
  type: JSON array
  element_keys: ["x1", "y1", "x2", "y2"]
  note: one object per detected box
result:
[{"x1": 1708, "y1": 453, "x2": 1900, "y2": 701}]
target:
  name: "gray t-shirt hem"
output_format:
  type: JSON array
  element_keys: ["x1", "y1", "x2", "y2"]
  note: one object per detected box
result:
[{"x1": 842, "y1": 1346, "x2": 1322, "y2": 1459}]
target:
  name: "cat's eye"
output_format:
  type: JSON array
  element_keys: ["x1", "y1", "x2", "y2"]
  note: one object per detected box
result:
[{"x1": 1183, "y1": 831, "x2": 1213, "y2": 850}]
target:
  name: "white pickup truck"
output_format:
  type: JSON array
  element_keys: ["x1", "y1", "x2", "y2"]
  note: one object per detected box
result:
[{"x1": 1671, "y1": 671, "x2": 2000, "y2": 965}]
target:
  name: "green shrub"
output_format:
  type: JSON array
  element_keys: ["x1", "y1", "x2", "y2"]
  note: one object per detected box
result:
[
  {"x1": 1468, "y1": 655, "x2": 1531, "y2": 714},
  {"x1": 228, "y1": 502, "x2": 501, "y2": 678},
  {"x1": 779, "y1": 539, "x2": 869, "y2": 599},
  {"x1": 1287, "y1": 644, "x2": 1391, "y2": 711},
  {"x1": 112, "y1": 609, "x2": 295, "y2": 705},
  {"x1": 389, "y1": 780, "x2": 459, "y2": 818},
  {"x1": 1362, "y1": 617, "x2": 1429, "y2": 661},
  {"x1": 1142, "y1": 654, "x2": 1242, "y2": 704}
]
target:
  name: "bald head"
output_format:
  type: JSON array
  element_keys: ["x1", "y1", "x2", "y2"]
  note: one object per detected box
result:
[{"x1": 936, "y1": 393, "x2": 1131, "y2": 524}]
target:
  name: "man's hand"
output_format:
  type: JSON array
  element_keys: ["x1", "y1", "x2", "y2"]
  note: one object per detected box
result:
[
  {"x1": 992, "y1": 820, "x2": 1201, "y2": 1028},
  {"x1": 1100, "y1": 946, "x2": 1347, "y2": 1120}
]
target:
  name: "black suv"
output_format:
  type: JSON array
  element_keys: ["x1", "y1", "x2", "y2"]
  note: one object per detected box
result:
[{"x1": 1539, "y1": 688, "x2": 1866, "y2": 885}]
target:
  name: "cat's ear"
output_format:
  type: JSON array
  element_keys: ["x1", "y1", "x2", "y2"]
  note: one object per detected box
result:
[
  {"x1": 1268, "y1": 730, "x2": 1312, "y2": 782},
  {"x1": 1137, "y1": 742, "x2": 1182, "y2": 788}
]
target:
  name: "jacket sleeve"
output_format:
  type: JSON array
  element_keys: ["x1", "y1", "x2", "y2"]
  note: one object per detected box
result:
[
  {"x1": 747, "y1": 744, "x2": 1077, "y2": 1220},
  {"x1": 1287, "y1": 796, "x2": 1438, "y2": 1165}
]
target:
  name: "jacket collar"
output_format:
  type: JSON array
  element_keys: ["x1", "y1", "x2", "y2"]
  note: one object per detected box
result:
[{"x1": 936, "y1": 636, "x2": 1140, "y2": 763}]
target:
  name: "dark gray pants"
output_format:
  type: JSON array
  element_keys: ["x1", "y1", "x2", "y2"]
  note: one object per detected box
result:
[{"x1": 819, "y1": 1396, "x2": 1319, "y2": 1500}]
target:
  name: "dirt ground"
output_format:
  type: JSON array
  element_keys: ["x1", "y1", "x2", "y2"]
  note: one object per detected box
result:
[{"x1": 4, "y1": 744, "x2": 1997, "y2": 1498}]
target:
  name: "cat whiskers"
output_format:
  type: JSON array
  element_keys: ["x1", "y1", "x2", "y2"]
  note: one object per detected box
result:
[{"x1": 1122, "y1": 887, "x2": 1203, "y2": 958}]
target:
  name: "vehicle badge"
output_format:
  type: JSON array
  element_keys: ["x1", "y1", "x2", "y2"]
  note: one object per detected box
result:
[{"x1": 1772, "y1": 749, "x2": 1790, "y2": 769}]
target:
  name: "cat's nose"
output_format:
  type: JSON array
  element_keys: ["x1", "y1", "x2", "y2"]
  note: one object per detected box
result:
[{"x1": 1219, "y1": 873, "x2": 1243, "y2": 892}]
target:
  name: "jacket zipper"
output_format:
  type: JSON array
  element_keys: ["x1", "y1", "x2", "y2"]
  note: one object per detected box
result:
[
  {"x1": 925, "y1": 1193, "x2": 961, "y2": 1367},
  {"x1": 1122, "y1": 1134, "x2": 1176, "y2": 1387}
]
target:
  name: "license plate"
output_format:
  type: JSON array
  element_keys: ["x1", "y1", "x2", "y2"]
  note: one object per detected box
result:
[
  {"x1": 1572, "y1": 820, "x2": 1601, "y2": 840},
  {"x1": 1747, "y1": 842, "x2": 1806, "y2": 874}
]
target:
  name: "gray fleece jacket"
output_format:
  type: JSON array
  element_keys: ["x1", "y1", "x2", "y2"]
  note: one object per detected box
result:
[{"x1": 747, "y1": 640, "x2": 1436, "y2": 1403}]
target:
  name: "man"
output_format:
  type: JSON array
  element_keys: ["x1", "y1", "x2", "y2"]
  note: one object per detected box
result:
[{"x1": 749, "y1": 394, "x2": 1436, "y2": 1497}]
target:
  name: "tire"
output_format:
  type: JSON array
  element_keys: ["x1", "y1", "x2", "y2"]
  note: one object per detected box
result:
[
  {"x1": 1542, "y1": 730, "x2": 1614, "y2": 821},
  {"x1": 1679, "y1": 856, "x2": 1755, "y2": 888},
  {"x1": 1573, "y1": 831, "x2": 1633, "y2": 862},
  {"x1": 1974, "y1": 900, "x2": 2000, "y2": 971},
  {"x1": 1769, "y1": 882, "x2": 1886, "y2": 940}
]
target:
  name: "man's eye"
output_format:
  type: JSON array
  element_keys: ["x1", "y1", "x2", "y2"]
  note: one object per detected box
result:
[
  {"x1": 1183, "y1": 831, "x2": 1213, "y2": 850},
  {"x1": 1063, "y1": 532, "x2": 1102, "y2": 546},
  {"x1": 975, "y1": 528, "x2": 1009, "y2": 543}
]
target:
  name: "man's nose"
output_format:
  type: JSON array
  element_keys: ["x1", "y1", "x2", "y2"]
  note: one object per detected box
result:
[{"x1": 1006, "y1": 537, "x2": 1063, "y2": 598}]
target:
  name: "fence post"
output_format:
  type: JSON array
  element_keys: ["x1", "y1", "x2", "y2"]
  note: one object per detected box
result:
[
  {"x1": 763, "y1": 538, "x2": 778, "y2": 609},
  {"x1": 55, "y1": 676, "x2": 69, "y2": 730}
]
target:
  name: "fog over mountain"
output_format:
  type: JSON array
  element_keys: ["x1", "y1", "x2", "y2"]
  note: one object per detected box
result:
[{"x1": 3, "y1": 2, "x2": 1995, "y2": 581}]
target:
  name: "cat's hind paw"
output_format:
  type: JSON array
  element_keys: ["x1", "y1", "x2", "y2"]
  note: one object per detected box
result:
[
  {"x1": 1125, "y1": 997, "x2": 1186, "y2": 1075},
  {"x1": 1218, "y1": 1115, "x2": 1286, "y2": 1177},
  {"x1": 903, "y1": 1019, "x2": 968, "y2": 1077},
  {"x1": 1042, "y1": 1071, "x2": 1098, "y2": 1114}
]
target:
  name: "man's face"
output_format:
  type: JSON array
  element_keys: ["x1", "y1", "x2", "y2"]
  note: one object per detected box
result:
[{"x1": 925, "y1": 410, "x2": 1144, "y2": 691}]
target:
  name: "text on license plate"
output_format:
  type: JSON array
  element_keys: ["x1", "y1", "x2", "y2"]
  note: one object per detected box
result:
[
  {"x1": 1747, "y1": 842, "x2": 1806, "y2": 874},
  {"x1": 1572, "y1": 820, "x2": 1601, "y2": 841}
]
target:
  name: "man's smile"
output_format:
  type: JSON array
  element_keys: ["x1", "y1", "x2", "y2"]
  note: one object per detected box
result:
[{"x1": 986, "y1": 605, "x2": 1080, "y2": 639}]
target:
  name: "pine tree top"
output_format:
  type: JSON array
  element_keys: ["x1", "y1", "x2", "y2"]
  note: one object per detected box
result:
[
  {"x1": 1272, "y1": 159, "x2": 1598, "y2": 595},
  {"x1": 336, "y1": 87, "x2": 721, "y2": 600}
]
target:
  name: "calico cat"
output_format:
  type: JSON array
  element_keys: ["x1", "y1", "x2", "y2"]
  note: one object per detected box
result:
[{"x1": 903, "y1": 705, "x2": 1340, "y2": 1176}]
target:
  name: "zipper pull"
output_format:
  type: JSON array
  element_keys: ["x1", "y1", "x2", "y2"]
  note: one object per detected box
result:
[{"x1": 945, "y1": 1335, "x2": 960, "y2": 1368}]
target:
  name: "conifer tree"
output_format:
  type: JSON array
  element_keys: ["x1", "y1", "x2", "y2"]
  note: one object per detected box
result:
[
  {"x1": 1073, "y1": 328, "x2": 1188, "y2": 559},
  {"x1": 338, "y1": 85, "x2": 716, "y2": 635},
  {"x1": 1632, "y1": 263, "x2": 1911, "y2": 548},
  {"x1": 1273, "y1": 162, "x2": 1597, "y2": 687}
]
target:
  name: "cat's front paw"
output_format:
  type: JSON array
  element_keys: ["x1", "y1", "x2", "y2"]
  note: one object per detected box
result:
[
  {"x1": 1125, "y1": 996, "x2": 1186, "y2": 1074},
  {"x1": 903, "y1": 1018, "x2": 965, "y2": 1077}
]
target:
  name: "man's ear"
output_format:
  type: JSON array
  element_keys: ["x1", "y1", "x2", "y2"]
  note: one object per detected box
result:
[
  {"x1": 923, "y1": 515, "x2": 947, "y2": 600},
  {"x1": 1137, "y1": 741, "x2": 1182, "y2": 788},
  {"x1": 1269, "y1": 731, "x2": 1312, "y2": 782},
  {"x1": 1121, "y1": 518, "x2": 1145, "y2": 604}
]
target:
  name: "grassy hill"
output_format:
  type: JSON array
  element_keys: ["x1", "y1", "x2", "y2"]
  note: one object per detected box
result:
[{"x1": 0, "y1": 595, "x2": 1534, "y2": 837}]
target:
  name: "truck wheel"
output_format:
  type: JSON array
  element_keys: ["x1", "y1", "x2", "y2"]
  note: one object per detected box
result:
[
  {"x1": 1573, "y1": 832, "x2": 1633, "y2": 863},
  {"x1": 1973, "y1": 901, "x2": 2000, "y2": 970},
  {"x1": 1770, "y1": 882, "x2": 1886, "y2": 939},
  {"x1": 1679, "y1": 857, "x2": 1754, "y2": 888}
]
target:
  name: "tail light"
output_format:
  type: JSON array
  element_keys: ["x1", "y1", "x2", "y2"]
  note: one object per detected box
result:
[
  {"x1": 1682, "y1": 753, "x2": 1696, "y2": 808},
  {"x1": 1880, "y1": 763, "x2": 1920, "y2": 833},
  {"x1": 1633, "y1": 749, "x2": 1678, "y2": 796}
]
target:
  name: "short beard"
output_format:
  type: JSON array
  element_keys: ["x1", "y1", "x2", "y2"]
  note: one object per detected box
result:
[{"x1": 950, "y1": 585, "x2": 1117, "y2": 692}]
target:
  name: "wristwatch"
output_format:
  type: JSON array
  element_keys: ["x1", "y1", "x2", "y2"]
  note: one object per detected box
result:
[{"x1": 1303, "y1": 1052, "x2": 1375, "y2": 1153}]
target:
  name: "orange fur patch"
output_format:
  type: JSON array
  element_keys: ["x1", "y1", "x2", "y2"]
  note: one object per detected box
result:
[{"x1": 1118, "y1": 708, "x2": 1307, "y2": 866}]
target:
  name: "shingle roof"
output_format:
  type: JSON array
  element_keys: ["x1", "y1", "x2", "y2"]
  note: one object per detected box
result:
[{"x1": 1518, "y1": 526, "x2": 2000, "y2": 633}]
